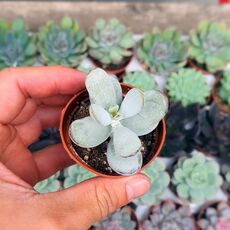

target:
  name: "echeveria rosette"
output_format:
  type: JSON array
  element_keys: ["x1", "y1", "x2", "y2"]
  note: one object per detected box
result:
[
  {"x1": 86, "y1": 18, "x2": 135, "y2": 65},
  {"x1": 69, "y1": 68, "x2": 168, "y2": 175},
  {"x1": 137, "y1": 28, "x2": 187, "y2": 76},
  {"x1": 172, "y1": 151, "x2": 223, "y2": 203},
  {"x1": 123, "y1": 71, "x2": 157, "y2": 92},
  {"x1": 198, "y1": 202, "x2": 230, "y2": 230},
  {"x1": 219, "y1": 71, "x2": 230, "y2": 107},
  {"x1": 136, "y1": 158, "x2": 170, "y2": 205},
  {"x1": 38, "y1": 16, "x2": 87, "y2": 67},
  {"x1": 167, "y1": 68, "x2": 211, "y2": 107},
  {"x1": 63, "y1": 164, "x2": 94, "y2": 188},
  {"x1": 189, "y1": 21, "x2": 230, "y2": 73},
  {"x1": 0, "y1": 19, "x2": 36, "y2": 68},
  {"x1": 34, "y1": 172, "x2": 61, "y2": 193}
]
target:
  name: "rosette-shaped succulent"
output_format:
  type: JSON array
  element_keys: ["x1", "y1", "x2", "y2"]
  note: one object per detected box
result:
[
  {"x1": 63, "y1": 164, "x2": 94, "y2": 188},
  {"x1": 136, "y1": 158, "x2": 170, "y2": 205},
  {"x1": 69, "y1": 68, "x2": 168, "y2": 175},
  {"x1": 123, "y1": 71, "x2": 157, "y2": 91},
  {"x1": 189, "y1": 21, "x2": 230, "y2": 73},
  {"x1": 38, "y1": 16, "x2": 87, "y2": 66},
  {"x1": 198, "y1": 202, "x2": 230, "y2": 230},
  {"x1": 34, "y1": 172, "x2": 61, "y2": 193},
  {"x1": 86, "y1": 18, "x2": 135, "y2": 65},
  {"x1": 172, "y1": 151, "x2": 223, "y2": 203},
  {"x1": 137, "y1": 28, "x2": 187, "y2": 76},
  {"x1": 93, "y1": 208, "x2": 136, "y2": 230},
  {"x1": 219, "y1": 71, "x2": 230, "y2": 107},
  {"x1": 0, "y1": 18, "x2": 36, "y2": 68},
  {"x1": 167, "y1": 68, "x2": 210, "y2": 107},
  {"x1": 142, "y1": 201, "x2": 195, "y2": 230}
]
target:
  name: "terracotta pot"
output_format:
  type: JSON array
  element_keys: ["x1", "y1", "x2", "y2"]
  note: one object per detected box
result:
[
  {"x1": 212, "y1": 79, "x2": 230, "y2": 114},
  {"x1": 60, "y1": 83, "x2": 166, "y2": 177},
  {"x1": 187, "y1": 59, "x2": 210, "y2": 75}
]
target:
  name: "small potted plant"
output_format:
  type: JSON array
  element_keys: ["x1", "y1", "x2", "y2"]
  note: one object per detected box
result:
[
  {"x1": 38, "y1": 16, "x2": 87, "y2": 67},
  {"x1": 135, "y1": 158, "x2": 170, "y2": 205},
  {"x1": 0, "y1": 18, "x2": 37, "y2": 68},
  {"x1": 142, "y1": 200, "x2": 196, "y2": 230},
  {"x1": 91, "y1": 206, "x2": 139, "y2": 230},
  {"x1": 172, "y1": 151, "x2": 223, "y2": 204},
  {"x1": 188, "y1": 20, "x2": 230, "y2": 74},
  {"x1": 34, "y1": 172, "x2": 62, "y2": 193},
  {"x1": 198, "y1": 201, "x2": 230, "y2": 230},
  {"x1": 60, "y1": 68, "x2": 167, "y2": 176},
  {"x1": 137, "y1": 28, "x2": 187, "y2": 76},
  {"x1": 122, "y1": 71, "x2": 158, "y2": 92},
  {"x1": 86, "y1": 18, "x2": 135, "y2": 75},
  {"x1": 63, "y1": 164, "x2": 94, "y2": 188}
]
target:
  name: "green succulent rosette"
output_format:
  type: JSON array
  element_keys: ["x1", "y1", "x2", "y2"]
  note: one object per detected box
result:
[{"x1": 219, "y1": 71, "x2": 230, "y2": 107}]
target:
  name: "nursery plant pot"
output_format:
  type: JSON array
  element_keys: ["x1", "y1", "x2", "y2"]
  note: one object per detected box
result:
[
  {"x1": 187, "y1": 59, "x2": 210, "y2": 75},
  {"x1": 60, "y1": 83, "x2": 166, "y2": 177}
]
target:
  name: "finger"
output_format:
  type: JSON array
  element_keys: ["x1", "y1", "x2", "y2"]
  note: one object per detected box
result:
[
  {"x1": 0, "y1": 66, "x2": 86, "y2": 124},
  {"x1": 41, "y1": 175, "x2": 150, "y2": 229},
  {"x1": 33, "y1": 144, "x2": 74, "y2": 181},
  {"x1": 36, "y1": 95, "x2": 73, "y2": 107},
  {"x1": 15, "y1": 106, "x2": 62, "y2": 146}
]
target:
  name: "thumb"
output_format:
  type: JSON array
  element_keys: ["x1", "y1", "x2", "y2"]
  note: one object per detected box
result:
[{"x1": 43, "y1": 174, "x2": 150, "y2": 229}]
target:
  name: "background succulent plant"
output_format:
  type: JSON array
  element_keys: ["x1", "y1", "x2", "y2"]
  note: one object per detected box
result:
[
  {"x1": 221, "y1": 164, "x2": 230, "y2": 194},
  {"x1": 86, "y1": 18, "x2": 134, "y2": 66},
  {"x1": 166, "y1": 68, "x2": 211, "y2": 107},
  {"x1": 136, "y1": 158, "x2": 170, "y2": 205},
  {"x1": 0, "y1": 18, "x2": 36, "y2": 68},
  {"x1": 142, "y1": 201, "x2": 195, "y2": 230},
  {"x1": 172, "y1": 151, "x2": 223, "y2": 203},
  {"x1": 189, "y1": 21, "x2": 230, "y2": 73},
  {"x1": 137, "y1": 28, "x2": 187, "y2": 76},
  {"x1": 63, "y1": 164, "x2": 94, "y2": 188},
  {"x1": 34, "y1": 172, "x2": 61, "y2": 193},
  {"x1": 38, "y1": 16, "x2": 87, "y2": 67},
  {"x1": 123, "y1": 71, "x2": 157, "y2": 91},
  {"x1": 198, "y1": 202, "x2": 230, "y2": 230},
  {"x1": 219, "y1": 70, "x2": 230, "y2": 107},
  {"x1": 92, "y1": 208, "x2": 136, "y2": 230},
  {"x1": 69, "y1": 68, "x2": 168, "y2": 175}
]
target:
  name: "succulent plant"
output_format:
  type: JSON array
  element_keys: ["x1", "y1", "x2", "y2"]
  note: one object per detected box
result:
[
  {"x1": 172, "y1": 151, "x2": 223, "y2": 203},
  {"x1": 0, "y1": 18, "x2": 36, "y2": 68},
  {"x1": 69, "y1": 68, "x2": 168, "y2": 175},
  {"x1": 189, "y1": 20, "x2": 230, "y2": 73},
  {"x1": 86, "y1": 18, "x2": 135, "y2": 65},
  {"x1": 219, "y1": 71, "x2": 230, "y2": 107},
  {"x1": 198, "y1": 202, "x2": 230, "y2": 230},
  {"x1": 38, "y1": 16, "x2": 87, "y2": 67},
  {"x1": 166, "y1": 68, "x2": 211, "y2": 107},
  {"x1": 34, "y1": 172, "x2": 61, "y2": 193},
  {"x1": 142, "y1": 201, "x2": 195, "y2": 230},
  {"x1": 93, "y1": 208, "x2": 136, "y2": 230},
  {"x1": 221, "y1": 164, "x2": 230, "y2": 194},
  {"x1": 63, "y1": 164, "x2": 94, "y2": 188},
  {"x1": 137, "y1": 28, "x2": 187, "y2": 76},
  {"x1": 136, "y1": 158, "x2": 170, "y2": 205},
  {"x1": 123, "y1": 71, "x2": 157, "y2": 91}
]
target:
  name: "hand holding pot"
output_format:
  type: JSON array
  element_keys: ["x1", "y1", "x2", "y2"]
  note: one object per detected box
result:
[{"x1": 0, "y1": 66, "x2": 150, "y2": 229}]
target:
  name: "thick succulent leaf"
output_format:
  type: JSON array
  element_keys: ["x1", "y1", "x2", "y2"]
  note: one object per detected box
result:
[
  {"x1": 89, "y1": 104, "x2": 112, "y2": 126},
  {"x1": 107, "y1": 138, "x2": 142, "y2": 175},
  {"x1": 121, "y1": 90, "x2": 168, "y2": 136},
  {"x1": 119, "y1": 88, "x2": 144, "y2": 119},
  {"x1": 86, "y1": 68, "x2": 122, "y2": 109},
  {"x1": 113, "y1": 126, "x2": 142, "y2": 157},
  {"x1": 69, "y1": 116, "x2": 111, "y2": 148}
]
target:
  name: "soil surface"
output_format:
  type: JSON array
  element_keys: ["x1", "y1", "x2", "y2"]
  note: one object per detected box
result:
[{"x1": 70, "y1": 98, "x2": 158, "y2": 176}]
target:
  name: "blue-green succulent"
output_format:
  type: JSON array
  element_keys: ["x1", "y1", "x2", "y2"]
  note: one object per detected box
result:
[{"x1": 219, "y1": 71, "x2": 230, "y2": 107}]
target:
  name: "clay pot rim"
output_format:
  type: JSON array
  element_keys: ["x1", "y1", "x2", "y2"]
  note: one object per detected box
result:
[
  {"x1": 212, "y1": 77, "x2": 230, "y2": 114},
  {"x1": 144, "y1": 200, "x2": 196, "y2": 230},
  {"x1": 60, "y1": 82, "x2": 166, "y2": 177},
  {"x1": 187, "y1": 58, "x2": 211, "y2": 75}
]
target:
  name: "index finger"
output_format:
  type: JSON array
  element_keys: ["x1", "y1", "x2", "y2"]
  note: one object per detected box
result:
[{"x1": 0, "y1": 66, "x2": 86, "y2": 124}]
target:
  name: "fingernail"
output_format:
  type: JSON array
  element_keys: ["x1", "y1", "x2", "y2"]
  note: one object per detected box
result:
[{"x1": 126, "y1": 176, "x2": 150, "y2": 201}]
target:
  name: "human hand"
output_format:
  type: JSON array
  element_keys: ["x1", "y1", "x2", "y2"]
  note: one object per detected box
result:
[{"x1": 0, "y1": 66, "x2": 150, "y2": 230}]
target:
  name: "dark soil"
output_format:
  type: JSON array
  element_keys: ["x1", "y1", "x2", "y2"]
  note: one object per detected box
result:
[{"x1": 70, "y1": 98, "x2": 158, "y2": 176}]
